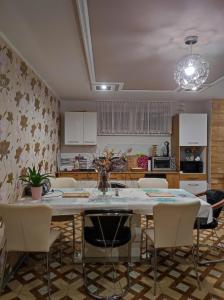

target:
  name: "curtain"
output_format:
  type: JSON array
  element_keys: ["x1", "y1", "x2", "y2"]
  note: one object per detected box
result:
[{"x1": 97, "y1": 101, "x2": 172, "y2": 135}]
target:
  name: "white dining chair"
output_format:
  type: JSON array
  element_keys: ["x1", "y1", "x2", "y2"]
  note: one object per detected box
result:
[
  {"x1": 137, "y1": 178, "x2": 168, "y2": 188},
  {"x1": 50, "y1": 177, "x2": 78, "y2": 253},
  {"x1": 145, "y1": 201, "x2": 201, "y2": 295},
  {"x1": 0, "y1": 218, "x2": 7, "y2": 295},
  {"x1": 50, "y1": 177, "x2": 78, "y2": 189},
  {"x1": 0, "y1": 204, "x2": 61, "y2": 299},
  {"x1": 137, "y1": 177, "x2": 169, "y2": 257}
]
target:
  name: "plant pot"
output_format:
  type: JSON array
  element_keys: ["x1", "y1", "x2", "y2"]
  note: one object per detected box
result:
[{"x1": 31, "y1": 186, "x2": 42, "y2": 200}]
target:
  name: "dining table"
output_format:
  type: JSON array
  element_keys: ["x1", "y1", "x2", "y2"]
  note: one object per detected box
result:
[
  {"x1": 18, "y1": 187, "x2": 213, "y2": 262},
  {"x1": 19, "y1": 187, "x2": 213, "y2": 221}
]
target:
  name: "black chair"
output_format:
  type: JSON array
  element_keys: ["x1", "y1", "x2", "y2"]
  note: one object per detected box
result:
[
  {"x1": 110, "y1": 182, "x2": 127, "y2": 188},
  {"x1": 144, "y1": 174, "x2": 166, "y2": 178},
  {"x1": 195, "y1": 189, "x2": 224, "y2": 264},
  {"x1": 82, "y1": 209, "x2": 133, "y2": 300}
]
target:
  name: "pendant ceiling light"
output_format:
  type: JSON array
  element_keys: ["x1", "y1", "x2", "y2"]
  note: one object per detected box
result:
[{"x1": 174, "y1": 36, "x2": 209, "y2": 91}]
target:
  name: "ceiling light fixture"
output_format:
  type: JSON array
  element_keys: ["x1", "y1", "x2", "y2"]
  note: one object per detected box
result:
[
  {"x1": 100, "y1": 84, "x2": 107, "y2": 90},
  {"x1": 174, "y1": 36, "x2": 209, "y2": 91}
]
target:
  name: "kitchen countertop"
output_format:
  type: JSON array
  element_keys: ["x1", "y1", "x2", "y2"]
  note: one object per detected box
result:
[
  {"x1": 56, "y1": 171, "x2": 181, "y2": 188},
  {"x1": 57, "y1": 170, "x2": 179, "y2": 174}
]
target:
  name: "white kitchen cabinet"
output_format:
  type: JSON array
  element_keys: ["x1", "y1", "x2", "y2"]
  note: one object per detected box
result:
[
  {"x1": 64, "y1": 112, "x2": 97, "y2": 145},
  {"x1": 179, "y1": 113, "x2": 207, "y2": 146},
  {"x1": 180, "y1": 180, "x2": 207, "y2": 194},
  {"x1": 83, "y1": 112, "x2": 97, "y2": 145},
  {"x1": 64, "y1": 112, "x2": 83, "y2": 145}
]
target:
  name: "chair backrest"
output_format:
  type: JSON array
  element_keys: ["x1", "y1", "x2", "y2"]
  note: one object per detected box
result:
[
  {"x1": 50, "y1": 177, "x2": 78, "y2": 189},
  {"x1": 205, "y1": 190, "x2": 224, "y2": 219},
  {"x1": 84, "y1": 209, "x2": 133, "y2": 244},
  {"x1": 0, "y1": 204, "x2": 52, "y2": 252},
  {"x1": 153, "y1": 201, "x2": 200, "y2": 248},
  {"x1": 0, "y1": 217, "x2": 7, "y2": 291},
  {"x1": 137, "y1": 178, "x2": 168, "y2": 188},
  {"x1": 0, "y1": 217, "x2": 6, "y2": 250},
  {"x1": 110, "y1": 182, "x2": 127, "y2": 188}
]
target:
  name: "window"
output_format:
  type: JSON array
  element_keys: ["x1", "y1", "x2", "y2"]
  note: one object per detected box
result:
[{"x1": 97, "y1": 101, "x2": 172, "y2": 135}]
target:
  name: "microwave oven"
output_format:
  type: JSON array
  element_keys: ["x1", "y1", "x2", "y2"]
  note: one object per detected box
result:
[
  {"x1": 152, "y1": 157, "x2": 172, "y2": 170},
  {"x1": 180, "y1": 161, "x2": 203, "y2": 173}
]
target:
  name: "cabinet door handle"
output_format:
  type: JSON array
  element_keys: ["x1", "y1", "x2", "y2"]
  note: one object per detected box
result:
[
  {"x1": 67, "y1": 140, "x2": 79, "y2": 143},
  {"x1": 188, "y1": 183, "x2": 199, "y2": 186},
  {"x1": 84, "y1": 141, "x2": 95, "y2": 143},
  {"x1": 188, "y1": 142, "x2": 199, "y2": 144}
]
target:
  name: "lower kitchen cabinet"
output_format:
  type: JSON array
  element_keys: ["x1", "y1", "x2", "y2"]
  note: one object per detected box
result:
[
  {"x1": 180, "y1": 180, "x2": 207, "y2": 194},
  {"x1": 179, "y1": 173, "x2": 207, "y2": 194},
  {"x1": 166, "y1": 173, "x2": 180, "y2": 188},
  {"x1": 56, "y1": 172, "x2": 180, "y2": 188}
]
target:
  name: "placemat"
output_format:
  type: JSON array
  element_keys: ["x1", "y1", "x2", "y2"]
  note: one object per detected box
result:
[
  {"x1": 146, "y1": 192, "x2": 174, "y2": 197},
  {"x1": 62, "y1": 192, "x2": 90, "y2": 198}
]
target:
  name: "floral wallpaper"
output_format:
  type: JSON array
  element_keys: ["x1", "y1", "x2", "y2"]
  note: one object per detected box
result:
[{"x1": 0, "y1": 36, "x2": 60, "y2": 203}]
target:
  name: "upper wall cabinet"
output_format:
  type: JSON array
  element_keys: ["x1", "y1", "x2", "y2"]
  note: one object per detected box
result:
[
  {"x1": 83, "y1": 112, "x2": 97, "y2": 145},
  {"x1": 64, "y1": 112, "x2": 97, "y2": 145},
  {"x1": 179, "y1": 113, "x2": 207, "y2": 146}
]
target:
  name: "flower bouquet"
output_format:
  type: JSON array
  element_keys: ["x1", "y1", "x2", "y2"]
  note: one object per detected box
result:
[
  {"x1": 93, "y1": 147, "x2": 132, "y2": 194},
  {"x1": 137, "y1": 155, "x2": 149, "y2": 170}
]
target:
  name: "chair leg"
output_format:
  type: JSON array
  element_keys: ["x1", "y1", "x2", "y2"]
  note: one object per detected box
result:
[
  {"x1": 145, "y1": 216, "x2": 149, "y2": 259},
  {"x1": 200, "y1": 257, "x2": 224, "y2": 265},
  {"x1": 72, "y1": 217, "x2": 75, "y2": 253},
  {"x1": 81, "y1": 217, "x2": 88, "y2": 290},
  {"x1": 196, "y1": 218, "x2": 200, "y2": 263},
  {"x1": 213, "y1": 228, "x2": 224, "y2": 250},
  {"x1": 127, "y1": 236, "x2": 132, "y2": 289},
  {"x1": 191, "y1": 246, "x2": 201, "y2": 290},
  {"x1": 46, "y1": 253, "x2": 51, "y2": 300},
  {"x1": 196, "y1": 227, "x2": 224, "y2": 265},
  {"x1": 82, "y1": 261, "x2": 88, "y2": 289},
  {"x1": 59, "y1": 233, "x2": 62, "y2": 265},
  {"x1": 153, "y1": 248, "x2": 158, "y2": 296}
]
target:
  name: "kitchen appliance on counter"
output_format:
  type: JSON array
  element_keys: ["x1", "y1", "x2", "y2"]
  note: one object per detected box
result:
[
  {"x1": 59, "y1": 153, "x2": 93, "y2": 171},
  {"x1": 163, "y1": 141, "x2": 170, "y2": 157},
  {"x1": 59, "y1": 165, "x2": 74, "y2": 171},
  {"x1": 78, "y1": 158, "x2": 88, "y2": 170},
  {"x1": 152, "y1": 157, "x2": 172, "y2": 171},
  {"x1": 180, "y1": 160, "x2": 203, "y2": 173}
]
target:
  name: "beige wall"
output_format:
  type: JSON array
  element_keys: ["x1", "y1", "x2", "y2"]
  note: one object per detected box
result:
[{"x1": 0, "y1": 36, "x2": 60, "y2": 203}]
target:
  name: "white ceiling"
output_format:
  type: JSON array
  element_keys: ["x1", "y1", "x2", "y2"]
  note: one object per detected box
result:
[{"x1": 0, "y1": 0, "x2": 224, "y2": 102}]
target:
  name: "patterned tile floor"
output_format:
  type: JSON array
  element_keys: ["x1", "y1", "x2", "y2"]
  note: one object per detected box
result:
[{"x1": 1, "y1": 214, "x2": 224, "y2": 300}]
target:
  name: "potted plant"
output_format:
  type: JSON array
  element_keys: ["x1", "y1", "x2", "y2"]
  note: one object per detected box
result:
[{"x1": 19, "y1": 166, "x2": 51, "y2": 200}]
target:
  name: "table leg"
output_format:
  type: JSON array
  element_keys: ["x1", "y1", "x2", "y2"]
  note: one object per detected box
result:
[{"x1": 196, "y1": 218, "x2": 200, "y2": 264}]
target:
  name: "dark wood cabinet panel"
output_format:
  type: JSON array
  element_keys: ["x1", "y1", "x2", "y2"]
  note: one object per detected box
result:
[{"x1": 211, "y1": 100, "x2": 224, "y2": 189}]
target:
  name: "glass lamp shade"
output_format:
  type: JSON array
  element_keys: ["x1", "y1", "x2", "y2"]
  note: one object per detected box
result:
[{"x1": 174, "y1": 54, "x2": 209, "y2": 90}]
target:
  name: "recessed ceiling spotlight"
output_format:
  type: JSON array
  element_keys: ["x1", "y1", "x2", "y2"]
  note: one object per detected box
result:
[
  {"x1": 101, "y1": 85, "x2": 107, "y2": 90},
  {"x1": 93, "y1": 83, "x2": 123, "y2": 91}
]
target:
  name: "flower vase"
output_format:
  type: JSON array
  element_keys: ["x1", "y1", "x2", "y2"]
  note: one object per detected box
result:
[
  {"x1": 98, "y1": 170, "x2": 110, "y2": 195},
  {"x1": 31, "y1": 186, "x2": 42, "y2": 200}
]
